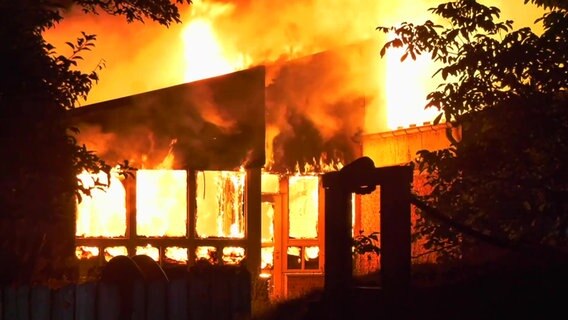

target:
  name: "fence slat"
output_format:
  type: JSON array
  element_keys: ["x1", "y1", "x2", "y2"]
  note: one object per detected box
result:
[
  {"x1": 146, "y1": 281, "x2": 166, "y2": 320},
  {"x1": 167, "y1": 278, "x2": 188, "y2": 320},
  {"x1": 75, "y1": 282, "x2": 96, "y2": 320},
  {"x1": 30, "y1": 286, "x2": 50, "y2": 320},
  {"x1": 50, "y1": 285, "x2": 74, "y2": 320},
  {"x1": 97, "y1": 283, "x2": 119, "y2": 320},
  {"x1": 3, "y1": 286, "x2": 17, "y2": 320},
  {"x1": 231, "y1": 269, "x2": 251, "y2": 317},
  {"x1": 16, "y1": 286, "x2": 29, "y2": 320},
  {"x1": 131, "y1": 281, "x2": 145, "y2": 320},
  {"x1": 2, "y1": 265, "x2": 251, "y2": 320},
  {"x1": 188, "y1": 269, "x2": 210, "y2": 320},
  {"x1": 211, "y1": 271, "x2": 231, "y2": 320}
]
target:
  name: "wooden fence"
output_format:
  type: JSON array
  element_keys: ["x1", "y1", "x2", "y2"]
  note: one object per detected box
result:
[{"x1": 0, "y1": 264, "x2": 251, "y2": 320}]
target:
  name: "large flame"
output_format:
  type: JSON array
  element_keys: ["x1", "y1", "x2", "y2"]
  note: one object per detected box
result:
[{"x1": 76, "y1": 169, "x2": 126, "y2": 237}]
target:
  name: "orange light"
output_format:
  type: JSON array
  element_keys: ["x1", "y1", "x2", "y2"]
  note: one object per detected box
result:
[
  {"x1": 76, "y1": 169, "x2": 126, "y2": 238},
  {"x1": 136, "y1": 244, "x2": 160, "y2": 261}
]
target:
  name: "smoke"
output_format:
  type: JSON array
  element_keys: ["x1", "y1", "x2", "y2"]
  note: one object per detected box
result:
[{"x1": 51, "y1": 0, "x2": 537, "y2": 171}]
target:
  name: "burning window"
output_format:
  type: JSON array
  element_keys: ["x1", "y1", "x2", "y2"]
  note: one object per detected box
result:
[
  {"x1": 75, "y1": 246, "x2": 99, "y2": 260},
  {"x1": 76, "y1": 170, "x2": 126, "y2": 237},
  {"x1": 261, "y1": 173, "x2": 280, "y2": 194},
  {"x1": 304, "y1": 246, "x2": 320, "y2": 270},
  {"x1": 136, "y1": 170, "x2": 187, "y2": 237},
  {"x1": 222, "y1": 247, "x2": 245, "y2": 265},
  {"x1": 288, "y1": 176, "x2": 319, "y2": 239},
  {"x1": 196, "y1": 246, "x2": 217, "y2": 264},
  {"x1": 261, "y1": 202, "x2": 275, "y2": 243},
  {"x1": 136, "y1": 244, "x2": 160, "y2": 261},
  {"x1": 164, "y1": 247, "x2": 188, "y2": 265},
  {"x1": 287, "y1": 246, "x2": 302, "y2": 269},
  {"x1": 104, "y1": 246, "x2": 128, "y2": 262},
  {"x1": 196, "y1": 170, "x2": 245, "y2": 238}
]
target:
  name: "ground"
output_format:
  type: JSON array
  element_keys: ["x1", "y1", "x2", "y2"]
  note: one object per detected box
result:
[{"x1": 253, "y1": 252, "x2": 568, "y2": 320}]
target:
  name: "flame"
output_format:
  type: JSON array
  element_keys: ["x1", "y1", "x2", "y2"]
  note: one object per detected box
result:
[
  {"x1": 261, "y1": 247, "x2": 274, "y2": 270},
  {"x1": 196, "y1": 246, "x2": 217, "y2": 264},
  {"x1": 181, "y1": 2, "x2": 246, "y2": 82},
  {"x1": 136, "y1": 244, "x2": 160, "y2": 261},
  {"x1": 196, "y1": 170, "x2": 246, "y2": 238},
  {"x1": 75, "y1": 246, "x2": 99, "y2": 259},
  {"x1": 384, "y1": 39, "x2": 439, "y2": 130},
  {"x1": 76, "y1": 169, "x2": 126, "y2": 237},
  {"x1": 288, "y1": 176, "x2": 319, "y2": 239},
  {"x1": 222, "y1": 246, "x2": 246, "y2": 265},
  {"x1": 165, "y1": 247, "x2": 188, "y2": 264},
  {"x1": 293, "y1": 156, "x2": 344, "y2": 175},
  {"x1": 136, "y1": 169, "x2": 187, "y2": 237},
  {"x1": 104, "y1": 246, "x2": 128, "y2": 262}
]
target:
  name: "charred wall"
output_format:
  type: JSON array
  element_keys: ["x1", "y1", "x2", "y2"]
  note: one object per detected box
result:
[
  {"x1": 69, "y1": 67, "x2": 266, "y2": 171},
  {"x1": 265, "y1": 41, "x2": 378, "y2": 173}
]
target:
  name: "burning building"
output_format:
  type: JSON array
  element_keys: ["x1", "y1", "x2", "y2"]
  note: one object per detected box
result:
[{"x1": 71, "y1": 40, "x2": 383, "y2": 299}]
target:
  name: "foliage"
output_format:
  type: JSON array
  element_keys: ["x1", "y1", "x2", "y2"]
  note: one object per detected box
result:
[
  {"x1": 378, "y1": 0, "x2": 568, "y2": 260},
  {"x1": 0, "y1": 0, "x2": 190, "y2": 285},
  {"x1": 352, "y1": 231, "x2": 380, "y2": 256}
]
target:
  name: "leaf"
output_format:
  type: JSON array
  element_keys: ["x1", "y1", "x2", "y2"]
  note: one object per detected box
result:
[{"x1": 433, "y1": 112, "x2": 444, "y2": 125}]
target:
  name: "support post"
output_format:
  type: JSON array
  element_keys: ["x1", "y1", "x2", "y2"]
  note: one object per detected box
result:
[
  {"x1": 379, "y1": 166, "x2": 412, "y2": 309},
  {"x1": 322, "y1": 157, "x2": 412, "y2": 317},
  {"x1": 323, "y1": 172, "x2": 352, "y2": 318}
]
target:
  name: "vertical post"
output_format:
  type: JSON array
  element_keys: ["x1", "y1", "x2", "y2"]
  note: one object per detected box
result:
[
  {"x1": 187, "y1": 170, "x2": 197, "y2": 267},
  {"x1": 126, "y1": 177, "x2": 137, "y2": 256},
  {"x1": 246, "y1": 168, "x2": 262, "y2": 278},
  {"x1": 379, "y1": 166, "x2": 412, "y2": 308},
  {"x1": 322, "y1": 172, "x2": 352, "y2": 318}
]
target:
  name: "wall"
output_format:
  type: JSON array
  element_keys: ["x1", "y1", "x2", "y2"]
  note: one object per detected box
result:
[{"x1": 356, "y1": 124, "x2": 456, "y2": 276}]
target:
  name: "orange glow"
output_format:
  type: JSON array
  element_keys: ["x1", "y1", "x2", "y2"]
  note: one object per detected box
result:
[
  {"x1": 293, "y1": 157, "x2": 343, "y2": 175},
  {"x1": 136, "y1": 170, "x2": 187, "y2": 237},
  {"x1": 305, "y1": 246, "x2": 319, "y2": 260},
  {"x1": 196, "y1": 246, "x2": 217, "y2": 264},
  {"x1": 75, "y1": 246, "x2": 99, "y2": 259},
  {"x1": 136, "y1": 244, "x2": 160, "y2": 261},
  {"x1": 384, "y1": 42, "x2": 439, "y2": 130},
  {"x1": 261, "y1": 247, "x2": 274, "y2": 270},
  {"x1": 182, "y1": 19, "x2": 243, "y2": 82},
  {"x1": 288, "y1": 176, "x2": 319, "y2": 239},
  {"x1": 165, "y1": 247, "x2": 188, "y2": 264},
  {"x1": 196, "y1": 170, "x2": 246, "y2": 238},
  {"x1": 222, "y1": 246, "x2": 245, "y2": 265},
  {"x1": 261, "y1": 173, "x2": 280, "y2": 194},
  {"x1": 181, "y1": 1, "x2": 247, "y2": 82},
  {"x1": 104, "y1": 246, "x2": 128, "y2": 262},
  {"x1": 76, "y1": 169, "x2": 126, "y2": 237}
]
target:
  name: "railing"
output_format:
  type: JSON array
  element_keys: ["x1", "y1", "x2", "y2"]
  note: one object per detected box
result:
[{"x1": 0, "y1": 261, "x2": 251, "y2": 320}]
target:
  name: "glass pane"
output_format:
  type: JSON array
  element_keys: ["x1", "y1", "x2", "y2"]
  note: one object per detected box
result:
[
  {"x1": 104, "y1": 246, "x2": 128, "y2": 262},
  {"x1": 196, "y1": 246, "x2": 217, "y2": 264},
  {"x1": 75, "y1": 246, "x2": 99, "y2": 260},
  {"x1": 288, "y1": 176, "x2": 319, "y2": 239},
  {"x1": 261, "y1": 173, "x2": 280, "y2": 193},
  {"x1": 136, "y1": 170, "x2": 187, "y2": 237},
  {"x1": 304, "y1": 246, "x2": 320, "y2": 270},
  {"x1": 136, "y1": 244, "x2": 160, "y2": 261},
  {"x1": 261, "y1": 202, "x2": 275, "y2": 243},
  {"x1": 196, "y1": 171, "x2": 245, "y2": 238},
  {"x1": 222, "y1": 247, "x2": 246, "y2": 265},
  {"x1": 164, "y1": 247, "x2": 188, "y2": 265},
  {"x1": 261, "y1": 246, "x2": 274, "y2": 270},
  {"x1": 287, "y1": 246, "x2": 302, "y2": 270},
  {"x1": 76, "y1": 170, "x2": 126, "y2": 237}
]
